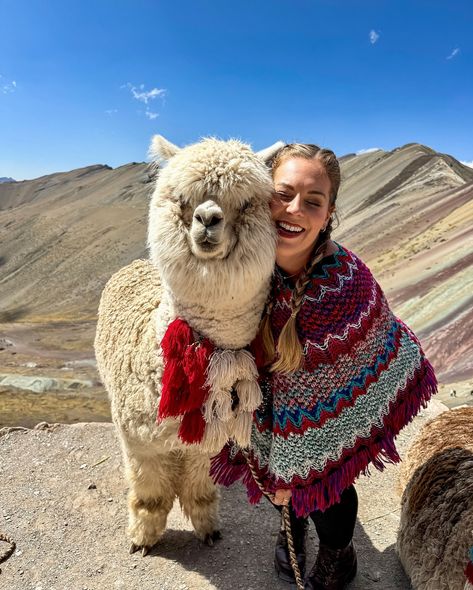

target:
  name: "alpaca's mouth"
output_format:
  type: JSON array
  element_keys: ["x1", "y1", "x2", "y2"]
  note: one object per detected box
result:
[
  {"x1": 191, "y1": 236, "x2": 225, "y2": 258},
  {"x1": 197, "y1": 240, "x2": 219, "y2": 251},
  {"x1": 195, "y1": 233, "x2": 221, "y2": 247}
]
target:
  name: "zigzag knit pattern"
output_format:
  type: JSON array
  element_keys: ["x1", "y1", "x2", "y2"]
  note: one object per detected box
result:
[{"x1": 211, "y1": 244, "x2": 437, "y2": 517}]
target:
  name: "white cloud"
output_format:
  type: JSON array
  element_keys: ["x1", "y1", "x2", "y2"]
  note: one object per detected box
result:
[
  {"x1": 446, "y1": 47, "x2": 460, "y2": 60},
  {"x1": 356, "y1": 147, "x2": 381, "y2": 155},
  {"x1": 145, "y1": 109, "x2": 159, "y2": 120},
  {"x1": 122, "y1": 82, "x2": 166, "y2": 120},
  {"x1": 105, "y1": 109, "x2": 118, "y2": 116},
  {"x1": 461, "y1": 160, "x2": 473, "y2": 168},
  {"x1": 125, "y1": 83, "x2": 166, "y2": 104},
  {"x1": 0, "y1": 74, "x2": 17, "y2": 94},
  {"x1": 369, "y1": 30, "x2": 380, "y2": 44}
]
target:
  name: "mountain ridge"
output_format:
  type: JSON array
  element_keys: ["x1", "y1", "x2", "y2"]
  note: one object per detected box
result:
[{"x1": 0, "y1": 142, "x2": 472, "y2": 383}]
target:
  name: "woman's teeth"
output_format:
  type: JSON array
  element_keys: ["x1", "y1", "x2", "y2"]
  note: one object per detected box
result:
[{"x1": 278, "y1": 221, "x2": 304, "y2": 233}]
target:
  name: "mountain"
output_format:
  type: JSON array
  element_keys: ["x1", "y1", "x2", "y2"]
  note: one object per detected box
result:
[
  {"x1": 0, "y1": 144, "x2": 472, "y2": 383},
  {"x1": 0, "y1": 177, "x2": 15, "y2": 183},
  {"x1": 335, "y1": 143, "x2": 473, "y2": 382},
  {"x1": 0, "y1": 163, "x2": 153, "y2": 321}
]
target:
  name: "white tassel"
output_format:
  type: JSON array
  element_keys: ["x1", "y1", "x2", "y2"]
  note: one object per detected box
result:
[
  {"x1": 202, "y1": 348, "x2": 261, "y2": 451},
  {"x1": 203, "y1": 388, "x2": 233, "y2": 423},
  {"x1": 234, "y1": 379, "x2": 262, "y2": 412},
  {"x1": 206, "y1": 349, "x2": 258, "y2": 392},
  {"x1": 206, "y1": 349, "x2": 240, "y2": 390},
  {"x1": 234, "y1": 349, "x2": 259, "y2": 379},
  {"x1": 201, "y1": 419, "x2": 233, "y2": 454},
  {"x1": 230, "y1": 411, "x2": 253, "y2": 448}
]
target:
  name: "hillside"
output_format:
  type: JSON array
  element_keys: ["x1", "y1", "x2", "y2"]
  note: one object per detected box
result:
[
  {"x1": 0, "y1": 163, "x2": 153, "y2": 321},
  {"x1": 336, "y1": 143, "x2": 473, "y2": 381},
  {"x1": 0, "y1": 143, "x2": 472, "y2": 383}
]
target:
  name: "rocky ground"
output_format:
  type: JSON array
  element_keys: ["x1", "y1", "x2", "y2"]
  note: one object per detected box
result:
[{"x1": 0, "y1": 400, "x2": 447, "y2": 590}]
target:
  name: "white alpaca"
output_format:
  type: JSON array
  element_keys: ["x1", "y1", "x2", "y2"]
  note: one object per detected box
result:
[
  {"x1": 95, "y1": 136, "x2": 281, "y2": 554},
  {"x1": 397, "y1": 407, "x2": 473, "y2": 589}
]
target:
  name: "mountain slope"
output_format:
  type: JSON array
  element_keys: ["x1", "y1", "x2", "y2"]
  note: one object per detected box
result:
[
  {"x1": 0, "y1": 163, "x2": 153, "y2": 320},
  {"x1": 1, "y1": 144, "x2": 472, "y2": 381},
  {"x1": 335, "y1": 144, "x2": 473, "y2": 380}
]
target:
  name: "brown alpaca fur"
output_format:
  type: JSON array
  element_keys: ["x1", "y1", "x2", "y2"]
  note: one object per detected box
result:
[{"x1": 397, "y1": 407, "x2": 473, "y2": 589}]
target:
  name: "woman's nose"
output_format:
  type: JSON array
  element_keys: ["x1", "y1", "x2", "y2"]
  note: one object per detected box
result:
[{"x1": 286, "y1": 194, "x2": 302, "y2": 214}]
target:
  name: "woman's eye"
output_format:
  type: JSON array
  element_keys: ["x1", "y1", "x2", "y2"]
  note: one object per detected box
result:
[
  {"x1": 306, "y1": 201, "x2": 321, "y2": 207},
  {"x1": 275, "y1": 192, "x2": 292, "y2": 202}
]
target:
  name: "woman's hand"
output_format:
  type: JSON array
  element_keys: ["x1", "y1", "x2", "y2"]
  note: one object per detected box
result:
[{"x1": 272, "y1": 488, "x2": 292, "y2": 506}]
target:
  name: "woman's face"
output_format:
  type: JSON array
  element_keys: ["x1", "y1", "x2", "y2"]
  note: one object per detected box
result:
[{"x1": 271, "y1": 157, "x2": 333, "y2": 275}]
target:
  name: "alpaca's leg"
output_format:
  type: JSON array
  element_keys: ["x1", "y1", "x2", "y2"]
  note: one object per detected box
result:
[
  {"x1": 125, "y1": 448, "x2": 181, "y2": 554},
  {"x1": 178, "y1": 452, "x2": 221, "y2": 545}
]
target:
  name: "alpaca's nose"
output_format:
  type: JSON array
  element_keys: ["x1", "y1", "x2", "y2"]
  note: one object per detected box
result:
[
  {"x1": 194, "y1": 213, "x2": 222, "y2": 227},
  {"x1": 193, "y1": 201, "x2": 223, "y2": 228}
]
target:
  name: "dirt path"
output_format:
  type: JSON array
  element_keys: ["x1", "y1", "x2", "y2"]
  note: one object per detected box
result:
[
  {"x1": 0, "y1": 400, "x2": 447, "y2": 590},
  {"x1": 0, "y1": 322, "x2": 97, "y2": 362}
]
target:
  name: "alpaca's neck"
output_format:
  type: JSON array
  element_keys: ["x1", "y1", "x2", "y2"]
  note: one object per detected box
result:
[{"x1": 156, "y1": 284, "x2": 268, "y2": 350}]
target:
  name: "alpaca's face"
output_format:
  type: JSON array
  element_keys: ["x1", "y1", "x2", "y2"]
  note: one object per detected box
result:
[
  {"x1": 186, "y1": 198, "x2": 233, "y2": 260},
  {"x1": 147, "y1": 138, "x2": 279, "y2": 306}
]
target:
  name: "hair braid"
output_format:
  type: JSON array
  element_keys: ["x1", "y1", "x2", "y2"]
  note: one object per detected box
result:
[
  {"x1": 259, "y1": 142, "x2": 340, "y2": 373},
  {"x1": 270, "y1": 236, "x2": 329, "y2": 373}
]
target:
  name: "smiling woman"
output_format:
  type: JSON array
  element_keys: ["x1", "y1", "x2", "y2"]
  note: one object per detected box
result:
[
  {"x1": 271, "y1": 154, "x2": 336, "y2": 277},
  {"x1": 211, "y1": 142, "x2": 437, "y2": 590}
]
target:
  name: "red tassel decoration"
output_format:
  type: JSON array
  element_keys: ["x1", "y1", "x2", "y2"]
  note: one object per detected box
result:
[
  {"x1": 157, "y1": 318, "x2": 215, "y2": 445},
  {"x1": 249, "y1": 334, "x2": 266, "y2": 370},
  {"x1": 179, "y1": 409, "x2": 207, "y2": 444}
]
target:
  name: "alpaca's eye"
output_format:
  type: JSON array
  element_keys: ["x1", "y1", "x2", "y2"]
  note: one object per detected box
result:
[
  {"x1": 179, "y1": 202, "x2": 194, "y2": 226},
  {"x1": 240, "y1": 201, "x2": 251, "y2": 213}
]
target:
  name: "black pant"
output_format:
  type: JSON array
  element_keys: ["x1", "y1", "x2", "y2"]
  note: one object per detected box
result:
[{"x1": 275, "y1": 485, "x2": 358, "y2": 550}]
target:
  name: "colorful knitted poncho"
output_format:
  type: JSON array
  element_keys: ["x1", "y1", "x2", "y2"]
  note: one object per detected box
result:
[{"x1": 211, "y1": 243, "x2": 437, "y2": 518}]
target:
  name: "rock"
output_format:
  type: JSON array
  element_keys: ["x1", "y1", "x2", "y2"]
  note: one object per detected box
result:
[
  {"x1": 62, "y1": 359, "x2": 98, "y2": 369},
  {"x1": 0, "y1": 373, "x2": 94, "y2": 393}
]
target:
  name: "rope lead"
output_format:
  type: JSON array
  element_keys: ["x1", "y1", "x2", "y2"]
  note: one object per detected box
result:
[
  {"x1": 242, "y1": 449, "x2": 304, "y2": 590},
  {"x1": 0, "y1": 532, "x2": 16, "y2": 574}
]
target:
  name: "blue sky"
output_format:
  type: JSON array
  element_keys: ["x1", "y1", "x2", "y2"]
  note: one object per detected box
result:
[{"x1": 1, "y1": 0, "x2": 472, "y2": 180}]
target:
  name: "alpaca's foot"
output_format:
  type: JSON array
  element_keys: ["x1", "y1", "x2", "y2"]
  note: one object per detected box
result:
[
  {"x1": 192, "y1": 518, "x2": 222, "y2": 545},
  {"x1": 127, "y1": 495, "x2": 172, "y2": 556},
  {"x1": 129, "y1": 542, "x2": 154, "y2": 557},
  {"x1": 203, "y1": 529, "x2": 222, "y2": 547},
  {"x1": 178, "y1": 453, "x2": 221, "y2": 547},
  {"x1": 180, "y1": 488, "x2": 222, "y2": 547}
]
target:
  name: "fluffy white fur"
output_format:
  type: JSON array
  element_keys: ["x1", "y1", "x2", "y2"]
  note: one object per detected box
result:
[
  {"x1": 397, "y1": 407, "x2": 473, "y2": 589},
  {"x1": 95, "y1": 136, "x2": 281, "y2": 552}
]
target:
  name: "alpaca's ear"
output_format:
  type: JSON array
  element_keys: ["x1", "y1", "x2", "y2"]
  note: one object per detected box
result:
[
  {"x1": 256, "y1": 141, "x2": 285, "y2": 164},
  {"x1": 149, "y1": 135, "x2": 181, "y2": 162}
]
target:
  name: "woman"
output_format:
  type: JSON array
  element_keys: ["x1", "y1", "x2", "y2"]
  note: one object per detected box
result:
[{"x1": 211, "y1": 144, "x2": 437, "y2": 589}]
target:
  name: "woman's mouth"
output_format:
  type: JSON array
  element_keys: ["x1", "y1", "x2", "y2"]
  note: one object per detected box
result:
[{"x1": 276, "y1": 221, "x2": 305, "y2": 238}]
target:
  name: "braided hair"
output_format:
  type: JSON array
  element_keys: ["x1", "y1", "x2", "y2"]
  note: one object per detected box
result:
[{"x1": 260, "y1": 144, "x2": 341, "y2": 373}]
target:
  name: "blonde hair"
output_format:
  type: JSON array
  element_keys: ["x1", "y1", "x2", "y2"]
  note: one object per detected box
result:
[{"x1": 260, "y1": 143, "x2": 341, "y2": 373}]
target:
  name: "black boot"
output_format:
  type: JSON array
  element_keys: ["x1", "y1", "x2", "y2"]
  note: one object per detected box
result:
[
  {"x1": 274, "y1": 515, "x2": 309, "y2": 583},
  {"x1": 305, "y1": 541, "x2": 357, "y2": 590}
]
